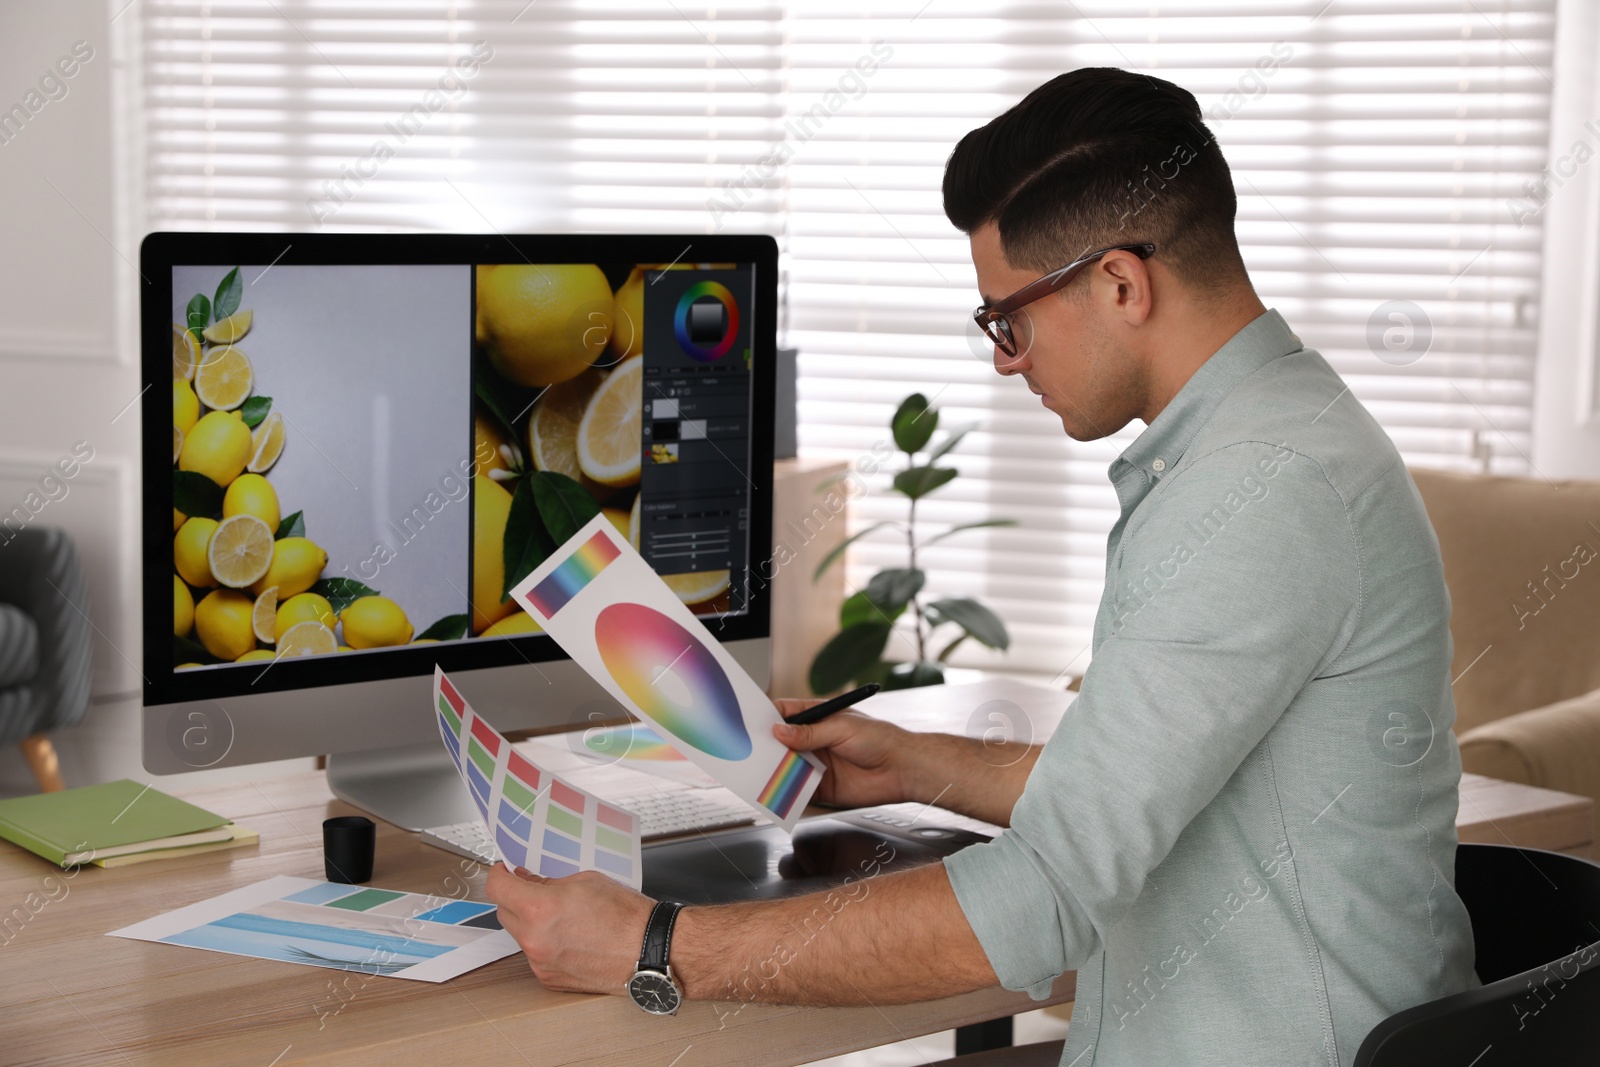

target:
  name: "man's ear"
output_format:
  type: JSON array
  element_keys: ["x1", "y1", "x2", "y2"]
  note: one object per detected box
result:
[{"x1": 1095, "y1": 251, "x2": 1154, "y2": 326}]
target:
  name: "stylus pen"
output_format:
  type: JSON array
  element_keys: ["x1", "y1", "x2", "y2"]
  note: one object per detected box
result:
[{"x1": 784, "y1": 683, "x2": 880, "y2": 726}]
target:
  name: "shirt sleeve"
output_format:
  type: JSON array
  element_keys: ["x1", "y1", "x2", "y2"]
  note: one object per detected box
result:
[{"x1": 943, "y1": 441, "x2": 1363, "y2": 998}]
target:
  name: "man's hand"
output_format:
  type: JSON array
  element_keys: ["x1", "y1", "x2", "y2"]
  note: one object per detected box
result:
[
  {"x1": 771, "y1": 699, "x2": 923, "y2": 809},
  {"x1": 484, "y1": 865, "x2": 654, "y2": 994}
]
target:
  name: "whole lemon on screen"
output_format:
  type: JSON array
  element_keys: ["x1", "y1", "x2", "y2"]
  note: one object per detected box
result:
[
  {"x1": 173, "y1": 508, "x2": 185, "y2": 532},
  {"x1": 222, "y1": 473, "x2": 281, "y2": 531},
  {"x1": 476, "y1": 264, "x2": 613, "y2": 387},
  {"x1": 179, "y1": 410, "x2": 252, "y2": 488},
  {"x1": 340, "y1": 596, "x2": 414, "y2": 649},
  {"x1": 236, "y1": 649, "x2": 276, "y2": 663},
  {"x1": 276, "y1": 592, "x2": 336, "y2": 642},
  {"x1": 471, "y1": 474, "x2": 517, "y2": 633},
  {"x1": 251, "y1": 537, "x2": 328, "y2": 598},
  {"x1": 194, "y1": 589, "x2": 255, "y2": 662},
  {"x1": 475, "y1": 411, "x2": 514, "y2": 478},
  {"x1": 173, "y1": 379, "x2": 200, "y2": 436},
  {"x1": 174, "y1": 575, "x2": 194, "y2": 637},
  {"x1": 174, "y1": 517, "x2": 220, "y2": 588}
]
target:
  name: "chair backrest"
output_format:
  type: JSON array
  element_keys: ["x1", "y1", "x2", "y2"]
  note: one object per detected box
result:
[{"x1": 1354, "y1": 844, "x2": 1600, "y2": 1066}]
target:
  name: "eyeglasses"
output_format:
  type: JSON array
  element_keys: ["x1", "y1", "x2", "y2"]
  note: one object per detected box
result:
[{"x1": 971, "y1": 242, "x2": 1156, "y2": 359}]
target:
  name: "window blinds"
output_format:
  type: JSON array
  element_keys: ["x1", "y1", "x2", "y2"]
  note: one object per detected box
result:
[{"x1": 136, "y1": 0, "x2": 1557, "y2": 679}]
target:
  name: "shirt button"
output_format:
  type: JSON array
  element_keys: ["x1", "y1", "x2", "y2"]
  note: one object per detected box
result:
[{"x1": 1152, "y1": 457, "x2": 1167, "y2": 473}]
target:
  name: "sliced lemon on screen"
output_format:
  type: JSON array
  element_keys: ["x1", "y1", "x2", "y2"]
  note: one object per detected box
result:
[
  {"x1": 662, "y1": 570, "x2": 730, "y2": 606},
  {"x1": 208, "y1": 514, "x2": 274, "y2": 589},
  {"x1": 248, "y1": 411, "x2": 284, "y2": 473},
  {"x1": 481, "y1": 613, "x2": 544, "y2": 639},
  {"x1": 628, "y1": 492, "x2": 641, "y2": 549},
  {"x1": 278, "y1": 621, "x2": 337, "y2": 657},
  {"x1": 173, "y1": 324, "x2": 201, "y2": 381},
  {"x1": 576, "y1": 358, "x2": 642, "y2": 487},
  {"x1": 172, "y1": 426, "x2": 183, "y2": 465},
  {"x1": 203, "y1": 308, "x2": 253, "y2": 345},
  {"x1": 528, "y1": 367, "x2": 604, "y2": 483},
  {"x1": 602, "y1": 505, "x2": 630, "y2": 540},
  {"x1": 195, "y1": 346, "x2": 254, "y2": 411},
  {"x1": 251, "y1": 585, "x2": 279, "y2": 645}
]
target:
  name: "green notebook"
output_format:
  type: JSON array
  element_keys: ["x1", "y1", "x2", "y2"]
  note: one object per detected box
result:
[{"x1": 0, "y1": 779, "x2": 232, "y2": 867}]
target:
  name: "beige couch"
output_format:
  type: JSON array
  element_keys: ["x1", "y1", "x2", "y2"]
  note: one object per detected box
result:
[{"x1": 1410, "y1": 467, "x2": 1600, "y2": 840}]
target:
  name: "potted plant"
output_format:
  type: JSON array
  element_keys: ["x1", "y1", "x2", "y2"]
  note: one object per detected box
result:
[{"x1": 808, "y1": 393, "x2": 1015, "y2": 693}]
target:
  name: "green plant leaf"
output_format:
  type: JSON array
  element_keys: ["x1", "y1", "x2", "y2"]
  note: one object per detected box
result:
[
  {"x1": 240, "y1": 395, "x2": 273, "y2": 429},
  {"x1": 840, "y1": 589, "x2": 903, "y2": 629},
  {"x1": 864, "y1": 567, "x2": 925, "y2": 615},
  {"x1": 529, "y1": 471, "x2": 600, "y2": 545},
  {"x1": 275, "y1": 510, "x2": 305, "y2": 539},
  {"x1": 926, "y1": 596, "x2": 1010, "y2": 650},
  {"x1": 174, "y1": 633, "x2": 213, "y2": 665},
  {"x1": 809, "y1": 622, "x2": 893, "y2": 695},
  {"x1": 473, "y1": 376, "x2": 520, "y2": 445},
  {"x1": 173, "y1": 470, "x2": 223, "y2": 519},
  {"x1": 881, "y1": 660, "x2": 944, "y2": 690},
  {"x1": 919, "y1": 519, "x2": 1017, "y2": 550},
  {"x1": 213, "y1": 267, "x2": 242, "y2": 321},
  {"x1": 418, "y1": 613, "x2": 470, "y2": 641},
  {"x1": 311, "y1": 576, "x2": 380, "y2": 614},
  {"x1": 892, "y1": 465, "x2": 958, "y2": 499},
  {"x1": 935, "y1": 633, "x2": 968, "y2": 663},
  {"x1": 502, "y1": 476, "x2": 555, "y2": 602},
  {"x1": 926, "y1": 421, "x2": 980, "y2": 464},
  {"x1": 891, "y1": 393, "x2": 937, "y2": 454},
  {"x1": 811, "y1": 521, "x2": 898, "y2": 582},
  {"x1": 186, "y1": 293, "x2": 210, "y2": 337}
]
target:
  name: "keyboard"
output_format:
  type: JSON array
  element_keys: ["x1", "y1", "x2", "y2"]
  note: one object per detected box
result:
[{"x1": 419, "y1": 789, "x2": 759, "y2": 865}]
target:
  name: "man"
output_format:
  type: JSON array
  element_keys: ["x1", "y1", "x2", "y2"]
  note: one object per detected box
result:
[{"x1": 487, "y1": 68, "x2": 1477, "y2": 1066}]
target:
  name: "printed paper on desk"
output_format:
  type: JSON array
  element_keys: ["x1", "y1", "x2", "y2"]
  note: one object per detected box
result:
[
  {"x1": 508, "y1": 514, "x2": 824, "y2": 832},
  {"x1": 434, "y1": 667, "x2": 643, "y2": 888}
]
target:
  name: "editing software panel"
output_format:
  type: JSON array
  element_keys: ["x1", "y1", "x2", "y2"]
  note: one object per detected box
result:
[{"x1": 638, "y1": 268, "x2": 754, "y2": 612}]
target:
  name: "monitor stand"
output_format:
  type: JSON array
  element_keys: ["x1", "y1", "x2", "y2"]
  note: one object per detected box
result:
[{"x1": 325, "y1": 742, "x2": 479, "y2": 832}]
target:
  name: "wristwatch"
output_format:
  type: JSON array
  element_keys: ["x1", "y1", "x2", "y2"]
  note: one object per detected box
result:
[{"x1": 627, "y1": 900, "x2": 684, "y2": 1016}]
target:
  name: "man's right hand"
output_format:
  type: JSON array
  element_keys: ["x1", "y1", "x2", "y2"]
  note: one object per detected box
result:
[{"x1": 771, "y1": 699, "x2": 921, "y2": 810}]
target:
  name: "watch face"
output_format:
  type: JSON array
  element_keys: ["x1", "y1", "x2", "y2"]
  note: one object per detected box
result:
[{"x1": 628, "y1": 970, "x2": 682, "y2": 1016}]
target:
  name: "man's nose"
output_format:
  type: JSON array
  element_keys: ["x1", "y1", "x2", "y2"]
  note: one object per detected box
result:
[{"x1": 994, "y1": 347, "x2": 1027, "y2": 375}]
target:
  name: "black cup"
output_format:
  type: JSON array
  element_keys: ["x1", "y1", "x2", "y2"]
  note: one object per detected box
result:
[{"x1": 323, "y1": 815, "x2": 376, "y2": 884}]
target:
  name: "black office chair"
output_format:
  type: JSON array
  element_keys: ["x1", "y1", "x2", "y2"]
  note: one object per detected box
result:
[{"x1": 1355, "y1": 843, "x2": 1600, "y2": 1066}]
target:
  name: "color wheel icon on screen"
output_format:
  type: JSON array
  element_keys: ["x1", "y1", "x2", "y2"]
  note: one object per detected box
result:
[
  {"x1": 673, "y1": 281, "x2": 740, "y2": 361},
  {"x1": 595, "y1": 602, "x2": 752, "y2": 760}
]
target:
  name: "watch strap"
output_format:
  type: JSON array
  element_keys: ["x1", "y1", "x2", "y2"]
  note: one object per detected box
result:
[{"x1": 638, "y1": 900, "x2": 683, "y2": 973}]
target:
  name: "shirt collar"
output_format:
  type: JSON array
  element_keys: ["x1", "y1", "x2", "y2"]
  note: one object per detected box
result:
[{"x1": 1116, "y1": 308, "x2": 1302, "y2": 481}]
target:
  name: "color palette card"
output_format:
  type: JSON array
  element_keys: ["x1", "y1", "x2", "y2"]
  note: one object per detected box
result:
[
  {"x1": 508, "y1": 514, "x2": 825, "y2": 833},
  {"x1": 434, "y1": 668, "x2": 643, "y2": 888}
]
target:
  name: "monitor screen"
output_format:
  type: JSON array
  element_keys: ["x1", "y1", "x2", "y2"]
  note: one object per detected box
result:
[{"x1": 145, "y1": 235, "x2": 776, "y2": 710}]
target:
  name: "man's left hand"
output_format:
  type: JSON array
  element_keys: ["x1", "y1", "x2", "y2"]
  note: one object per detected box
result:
[{"x1": 484, "y1": 864, "x2": 656, "y2": 994}]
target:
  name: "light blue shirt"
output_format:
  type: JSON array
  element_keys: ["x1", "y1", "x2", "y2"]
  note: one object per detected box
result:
[{"x1": 943, "y1": 310, "x2": 1478, "y2": 1067}]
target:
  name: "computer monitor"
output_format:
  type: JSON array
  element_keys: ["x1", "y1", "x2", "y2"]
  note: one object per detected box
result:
[{"x1": 141, "y1": 233, "x2": 778, "y2": 829}]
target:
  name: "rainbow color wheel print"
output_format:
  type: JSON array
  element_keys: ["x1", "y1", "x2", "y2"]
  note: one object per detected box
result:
[
  {"x1": 594, "y1": 601, "x2": 752, "y2": 761},
  {"x1": 583, "y1": 722, "x2": 687, "y2": 762},
  {"x1": 672, "y1": 280, "x2": 740, "y2": 361}
]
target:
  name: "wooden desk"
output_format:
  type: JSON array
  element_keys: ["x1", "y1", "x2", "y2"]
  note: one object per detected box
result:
[{"x1": 2, "y1": 680, "x2": 1590, "y2": 1066}]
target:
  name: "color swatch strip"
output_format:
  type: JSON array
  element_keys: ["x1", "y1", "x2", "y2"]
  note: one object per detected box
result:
[
  {"x1": 757, "y1": 748, "x2": 816, "y2": 819},
  {"x1": 525, "y1": 529, "x2": 620, "y2": 618},
  {"x1": 432, "y1": 667, "x2": 642, "y2": 889}
]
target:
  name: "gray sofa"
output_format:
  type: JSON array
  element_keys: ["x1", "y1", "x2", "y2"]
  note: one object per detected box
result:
[{"x1": 0, "y1": 527, "x2": 92, "y2": 791}]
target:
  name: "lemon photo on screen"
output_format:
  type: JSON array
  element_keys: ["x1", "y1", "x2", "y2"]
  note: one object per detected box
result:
[
  {"x1": 469, "y1": 257, "x2": 750, "y2": 637},
  {"x1": 172, "y1": 263, "x2": 472, "y2": 669}
]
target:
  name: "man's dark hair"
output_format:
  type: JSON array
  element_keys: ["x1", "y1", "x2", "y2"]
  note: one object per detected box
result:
[{"x1": 944, "y1": 68, "x2": 1247, "y2": 293}]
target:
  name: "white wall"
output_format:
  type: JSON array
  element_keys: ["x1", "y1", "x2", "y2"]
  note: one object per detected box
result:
[
  {"x1": 0, "y1": 3, "x2": 307, "y2": 794},
  {"x1": 1532, "y1": 0, "x2": 1600, "y2": 480}
]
